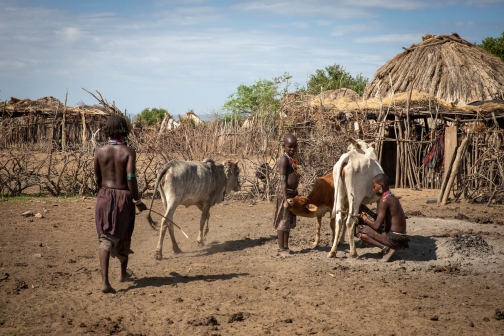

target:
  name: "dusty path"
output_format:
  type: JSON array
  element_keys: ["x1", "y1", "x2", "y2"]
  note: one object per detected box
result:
[{"x1": 0, "y1": 189, "x2": 503, "y2": 335}]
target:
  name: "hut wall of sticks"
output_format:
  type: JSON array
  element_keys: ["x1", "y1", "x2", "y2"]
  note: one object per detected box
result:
[
  {"x1": 281, "y1": 89, "x2": 504, "y2": 204},
  {"x1": 0, "y1": 89, "x2": 124, "y2": 150},
  {"x1": 280, "y1": 33, "x2": 504, "y2": 204}
]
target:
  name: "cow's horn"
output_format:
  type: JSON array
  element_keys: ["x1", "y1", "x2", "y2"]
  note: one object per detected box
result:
[
  {"x1": 348, "y1": 137, "x2": 360, "y2": 149},
  {"x1": 367, "y1": 141, "x2": 375, "y2": 147}
]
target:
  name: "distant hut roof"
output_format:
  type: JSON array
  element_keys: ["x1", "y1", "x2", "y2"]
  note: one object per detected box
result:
[
  {"x1": 363, "y1": 33, "x2": 504, "y2": 105},
  {"x1": 180, "y1": 110, "x2": 203, "y2": 124},
  {"x1": 2, "y1": 96, "x2": 110, "y2": 119}
]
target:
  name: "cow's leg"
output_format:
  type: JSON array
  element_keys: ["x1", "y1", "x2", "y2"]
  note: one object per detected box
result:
[
  {"x1": 155, "y1": 204, "x2": 181, "y2": 260},
  {"x1": 329, "y1": 216, "x2": 336, "y2": 247},
  {"x1": 203, "y1": 212, "x2": 210, "y2": 238},
  {"x1": 327, "y1": 212, "x2": 344, "y2": 258},
  {"x1": 312, "y1": 215, "x2": 323, "y2": 248},
  {"x1": 197, "y1": 204, "x2": 210, "y2": 246},
  {"x1": 346, "y1": 199, "x2": 360, "y2": 258}
]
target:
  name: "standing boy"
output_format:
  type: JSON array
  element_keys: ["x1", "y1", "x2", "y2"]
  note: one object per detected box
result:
[
  {"x1": 357, "y1": 174, "x2": 409, "y2": 262},
  {"x1": 273, "y1": 134, "x2": 299, "y2": 257},
  {"x1": 94, "y1": 115, "x2": 147, "y2": 293}
]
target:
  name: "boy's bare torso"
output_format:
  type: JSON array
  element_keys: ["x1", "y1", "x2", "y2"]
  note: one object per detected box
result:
[{"x1": 382, "y1": 196, "x2": 407, "y2": 233}]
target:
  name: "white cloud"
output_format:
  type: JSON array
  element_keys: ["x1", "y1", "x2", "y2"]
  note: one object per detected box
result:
[
  {"x1": 317, "y1": 20, "x2": 332, "y2": 26},
  {"x1": 354, "y1": 34, "x2": 420, "y2": 44},
  {"x1": 331, "y1": 24, "x2": 371, "y2": 36},
  {"x1": 56, "y1": 27, "x2": 85, "y2": 42},
  {"x1": 234, "y1": 0, "x2": 439, "y2": 18}
]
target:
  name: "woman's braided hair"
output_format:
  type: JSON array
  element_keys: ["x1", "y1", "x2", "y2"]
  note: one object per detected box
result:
[{"x1": 103, "y1": 115, "x2": 131, "y2": 139}]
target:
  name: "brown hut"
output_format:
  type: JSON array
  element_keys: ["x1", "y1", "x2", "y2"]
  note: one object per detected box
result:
[
  {"x1": 363, "y1": 33, "x2": 504, "y2": 105},
  {"x1": 0, "y1": 96, "x2": 111, "y2": 149}
]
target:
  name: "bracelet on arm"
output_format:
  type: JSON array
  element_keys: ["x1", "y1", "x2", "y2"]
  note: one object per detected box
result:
[
  {"x1": 133, "y1": 199, "x2": 142, "y2": 205},
  {"x1": 280, "y1": 175, "x2": 286, "y2": 180},
  {"x1": 126, "y1": 174, "x2": 136, "y2": 179}
]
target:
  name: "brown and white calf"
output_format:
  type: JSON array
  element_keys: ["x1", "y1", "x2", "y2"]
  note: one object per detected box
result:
[{"x1": 286, "y1": 172, "x2": 344, "y2": 248}]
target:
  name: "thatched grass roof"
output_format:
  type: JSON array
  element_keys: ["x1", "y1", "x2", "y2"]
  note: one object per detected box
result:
[
  {"x1": 363, "y1": 33, "x2": 504, "y2": 105},
  {"x1": 2, "y1": 96, "x2": 109, "y2": 118},
  {"x1": 282, "y1": 89, "x2": 504, "y2": 122}
]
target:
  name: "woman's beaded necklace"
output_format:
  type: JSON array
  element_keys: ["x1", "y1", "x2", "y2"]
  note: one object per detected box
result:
[
  {"x1": 108, "y1": 140, "x2": 124, "y2": 145},
  {"x1": 284, "y1": 153, "x2": 300, "y2": 176},
  {"x1": 381, "y1": 190, "x2": 393, "y2": 200}
]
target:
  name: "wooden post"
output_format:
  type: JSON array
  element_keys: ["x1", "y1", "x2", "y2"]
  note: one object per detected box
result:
[
  {"x1": 441, "y1": 136, "x2": 469, "y2": 205},
  {"x1": 438, "y1": 137, "x2": 460, "y2": 203},
  {"x1": 61, "y1": 90, "x2": 68, "y2": 151},
  {"x1": 81, "y1": 107, "x2": 86, "y2": 145}
]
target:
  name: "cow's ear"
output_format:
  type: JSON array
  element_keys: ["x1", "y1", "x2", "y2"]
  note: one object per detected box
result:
[{"x1": 306, "y1": 204, "x2": 318, "y2": 212}]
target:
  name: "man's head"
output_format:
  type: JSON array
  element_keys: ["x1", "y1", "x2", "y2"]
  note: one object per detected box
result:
[
  {"x1": 372, "y1": 173, "x2": 389, "y2": 196},
  {"x1": 103, "y1": 115, "x2": 131, "y2": 140},
  {"x1": 283, "y1": 134, "x2": 298, "y2": 157}
]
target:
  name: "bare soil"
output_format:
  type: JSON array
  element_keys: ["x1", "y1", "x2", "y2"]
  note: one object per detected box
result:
[{"x1": 1, "y1": 188, "x2": 503, "y2": 335}]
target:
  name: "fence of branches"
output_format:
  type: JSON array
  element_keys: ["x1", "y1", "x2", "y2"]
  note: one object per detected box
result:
[{"x1": 0, "y1": 111, "x2": 354, "y2": 201}]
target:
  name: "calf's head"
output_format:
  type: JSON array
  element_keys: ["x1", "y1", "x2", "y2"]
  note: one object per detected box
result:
[
  {"x1": 223, "y1": 160, "x2": 241, "y2": 194},
  {"x1": 286, "y1": 196, "x2": 318, "y2": 218}
]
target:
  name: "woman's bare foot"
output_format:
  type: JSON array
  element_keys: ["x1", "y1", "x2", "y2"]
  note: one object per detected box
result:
[
  {"x1": 102, "y1": 282, "x2": 115, "y2": 293},
  {"x1": 119, "y1": 269, "x2": 133, "y2": 282}
]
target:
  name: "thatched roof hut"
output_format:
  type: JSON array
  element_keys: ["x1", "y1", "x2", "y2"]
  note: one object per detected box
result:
[
  {"x1": 363, "y1": 33, "x2": 504, "y2": 105},
  {"x1": 180, "y1": 110, "x2": 203, "y2": 125},
  {"x1": 1, "y1": 96, "x2": 112, "y2": 148}
]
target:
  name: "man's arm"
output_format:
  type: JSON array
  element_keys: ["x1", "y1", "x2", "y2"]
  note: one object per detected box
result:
[
  {"x1": 278, "y1": 157, "x2": 289, "y2": 207},
  {"x1": 94, "y1": 154, "x2": 102, "y2": 188},
  {"x1": 362, "y1": 200, "x2": 389, "y2": 230},
  {"x1": 125, "y1": 150, "x2": 147, "y2": 211}
]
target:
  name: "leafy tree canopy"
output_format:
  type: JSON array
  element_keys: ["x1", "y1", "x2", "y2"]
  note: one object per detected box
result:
[
  {"x1": 133, "y1": 107, "x2": 169, "y2": 126},
  {"x1": 223, "y1": 73, "x2": 292, "y2": 120},
  {"x1": 306, "y1": 64, "x2": 368, "y2": 96},
  {"x1": 478, "y1": 31, "x2": 504, "y2": 62}
]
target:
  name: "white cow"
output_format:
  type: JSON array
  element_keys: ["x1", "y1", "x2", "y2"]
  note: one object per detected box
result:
[
  {"x1": 146, "y1": 158, "x2": 240, "y2": 260},
  {"x1": 328, "y1": 138, "x2": 384, "y2": 258}
]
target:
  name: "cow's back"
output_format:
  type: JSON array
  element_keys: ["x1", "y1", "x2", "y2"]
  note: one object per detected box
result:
[{"x1": 162, "y1": 160, "x2": 225, "y2": 206}]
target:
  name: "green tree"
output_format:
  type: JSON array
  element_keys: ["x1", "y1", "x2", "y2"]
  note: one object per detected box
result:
[
  {"x1": 133, "y1": 107, "x2": 169, "y2": 126},
  {"x1": 223, "y1": 73, "x2": 292, "y2": 120},
  {"x1": 478, "y1": 31, "x2": 504, "y2": 62},
  {"x1": 306, "y1": 64, "x2": 368, "y2": 96}
]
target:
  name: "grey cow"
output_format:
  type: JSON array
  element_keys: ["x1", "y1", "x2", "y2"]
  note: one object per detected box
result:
[{"x1": 146, "y1": 158, "x2": 240, "y2": 260}]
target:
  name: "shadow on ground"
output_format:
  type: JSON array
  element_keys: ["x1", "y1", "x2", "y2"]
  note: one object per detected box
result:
[
  {"x1": 193, "y1": 235, "x2": 277, "y2": 256},
  {"x1": 119, "y1": 271, "x2": 249, "y2": 292},
  {"x1": 358, "y1": 235, "x2": 438, "y2": 261}
]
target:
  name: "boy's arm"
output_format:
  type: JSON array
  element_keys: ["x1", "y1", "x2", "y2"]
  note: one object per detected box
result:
[
  {"x1": 278, "y1": 157, "x2": 289, "y2": 207},
  {"x1": 93, "y1": 153, "x2": 102, "y2": 188},
  {"x1": 126, "y1": 150, "x2": 147, "y2": 211},
  {"x1": 362, "y1": 200, "x2": 388, "y2": 230}
]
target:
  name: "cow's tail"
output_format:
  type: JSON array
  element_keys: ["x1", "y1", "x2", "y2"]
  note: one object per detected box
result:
[
  {"x1": 146, "y1": 161, "x2": 173, "y2": 230},
  {"x1": 331, "y1": 154, "x2": 348, "y2": 219}
]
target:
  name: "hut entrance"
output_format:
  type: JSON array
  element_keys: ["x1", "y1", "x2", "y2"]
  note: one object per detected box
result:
[{"x1": 381, "y1": 125, "x2": 398, "y2": 186}]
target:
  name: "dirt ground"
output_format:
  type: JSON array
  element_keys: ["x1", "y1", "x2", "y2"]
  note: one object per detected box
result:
[{"x1": 0, "y1": 188, "x2": 503, "y2": 336}]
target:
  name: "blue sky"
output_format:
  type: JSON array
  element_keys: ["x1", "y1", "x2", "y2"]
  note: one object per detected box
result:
[{"x1": 1, "y1": 0, "x2": 503, "y2": 118}]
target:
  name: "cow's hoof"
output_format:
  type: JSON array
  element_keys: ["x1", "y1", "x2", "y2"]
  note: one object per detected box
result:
[
  {"x1": 172, "y1": 247, "x2": 182, "y2": 254},
  {"x1": 197, "y1": 241, "x2": 205, "y2": 247},
  {"x1": 327, "y1": 251, "x2": 336, "y2": 258},
  {"x1": 154, "y1": 251, "x2": 162, "y2": 260},
  {"x1": 312, "y1": 242, "x2": 319, "y2": 248},
  {"x1": 350, "y1": 252, "x2": 359, "y2": 258}
]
